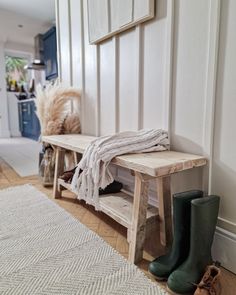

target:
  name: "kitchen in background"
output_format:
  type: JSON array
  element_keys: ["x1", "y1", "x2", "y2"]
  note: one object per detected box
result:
[
  {"x1": 0, "y1": 0, "x2": 56, "y2": 140},
  {"x1": 6, "y1": 28, "x2": 57, "y2": 140}
]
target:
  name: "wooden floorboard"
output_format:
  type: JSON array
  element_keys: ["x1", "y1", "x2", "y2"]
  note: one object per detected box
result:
[{"x1": 0, "y1": 157, "x2": 235, "y2": 294}]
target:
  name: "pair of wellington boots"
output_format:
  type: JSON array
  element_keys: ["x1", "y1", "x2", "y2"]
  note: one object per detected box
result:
[{"x1": 149, "y1": 190, "x2": 220, "y2": 295}]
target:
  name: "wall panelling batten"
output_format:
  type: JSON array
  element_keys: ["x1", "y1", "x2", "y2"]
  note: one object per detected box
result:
[
  {"x1": 55, "y1": 0, "x2": 61, "y2": 81},
  {"x1": 202, "y1": 0, "x2": 221, "y2": 193}
]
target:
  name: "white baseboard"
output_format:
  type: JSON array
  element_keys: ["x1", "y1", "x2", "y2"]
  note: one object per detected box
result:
[{"x1": 212, "y1": 226, "x2": 236, "y2": 274}]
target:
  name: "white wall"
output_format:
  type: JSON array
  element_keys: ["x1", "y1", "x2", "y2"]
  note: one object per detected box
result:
[
  {"x1": 58, "y1": 0, "x2": 169, "y2": 136},
  {"x1": 171, "y1": 0, "x2": 209, "y2": 155},
  {"x1": 56, "y1": 0, "x2": 236, "y2": 273},
  {"x1": 56, "y1": 0, "x2": 71, "y2": 86},
  {"x1": 211, "y1": 0, "x2": 236, "y2": 234},
  {"x1": 4, "y1": 41, "x2": 33, "y2": 54},
  {"x1": 0, "y1": 42, "x2": 10, "y2": 138},
  {"x1": 0, "y1": 8, "x2": 51, "y2": 45}
]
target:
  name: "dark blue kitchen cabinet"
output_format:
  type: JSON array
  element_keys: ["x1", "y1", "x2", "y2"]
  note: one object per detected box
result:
[
  {"x1": 18, "y1": 100, "x2": 41, "y2": 141},
  {"x1": 43, "y1": 27, "x2": 58, "y2": 80}
]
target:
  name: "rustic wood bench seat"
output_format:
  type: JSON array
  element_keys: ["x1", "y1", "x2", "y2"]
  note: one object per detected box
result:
[{"x1": 42, "y1": 134, "x2": 207, "y2": 264}]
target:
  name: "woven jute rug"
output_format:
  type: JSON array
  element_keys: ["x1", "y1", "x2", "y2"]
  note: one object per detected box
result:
[{"x1": 0, "y1": 185, "x2": 167, "y2": 295}]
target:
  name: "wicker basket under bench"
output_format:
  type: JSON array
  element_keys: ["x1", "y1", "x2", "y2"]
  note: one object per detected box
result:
[{"x1": 42, "y1": 134, "x2": 207, "y2": 264}]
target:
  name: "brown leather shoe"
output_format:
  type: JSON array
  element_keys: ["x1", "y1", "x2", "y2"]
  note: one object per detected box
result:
[
  {"x1": 59, "y1": 167, "x2": 77, "y2": 183},
  {"x1": 194, "y1": 265, "x2": 221, "y2": 295}
]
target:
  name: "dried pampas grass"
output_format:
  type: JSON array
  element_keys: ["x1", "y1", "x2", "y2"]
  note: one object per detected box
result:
[
  {"x1": 35, "y1": 83, "x2": 81, "y2": 136},
  {"x1": 36, "y1": 83, "x2": 82, "y2": 173},
  {"x1": 63, "y1": 113, "x2": 81, "y2": 134}
]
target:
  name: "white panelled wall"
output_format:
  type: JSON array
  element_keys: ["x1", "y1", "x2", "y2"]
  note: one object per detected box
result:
[
  {"x1": 0, "y1": 42, "x2": 10, "y2": 138},
  {"x1": 56, "y1": 0, "x2": 236, "y2": 273}
]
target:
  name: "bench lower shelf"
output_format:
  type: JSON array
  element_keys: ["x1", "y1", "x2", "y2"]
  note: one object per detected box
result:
[{"x1": 58, "y1": 178, "x2": 159, "y2": 230}]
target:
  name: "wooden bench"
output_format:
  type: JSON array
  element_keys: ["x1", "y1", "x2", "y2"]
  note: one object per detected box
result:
[{"x1": 42, "y1": 134, "x2": 207, "y2": 264}]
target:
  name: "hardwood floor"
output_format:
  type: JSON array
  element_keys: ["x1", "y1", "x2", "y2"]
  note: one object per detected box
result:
[{"x1": 0, "y1": 156, "x2": 235, "y2": 294}]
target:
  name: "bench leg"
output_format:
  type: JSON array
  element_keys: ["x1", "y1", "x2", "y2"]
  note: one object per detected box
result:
[
  {"x1": 73, "y1": 152, "x2": 82, "y2": 165},
  {"x1": 53, "y1": 147, "x2": 65, "y2": 199},
  {"x1": 157, "y1": 176, "x2": 172, "y2": 247},
  {"x1": 128, "y1": 172, "x2": 149, "y2": 264}
]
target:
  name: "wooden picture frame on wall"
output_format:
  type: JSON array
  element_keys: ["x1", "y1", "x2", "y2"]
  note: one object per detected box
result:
[{"x1": 87, "y1": 0, "x2": 155, "y2": 44}]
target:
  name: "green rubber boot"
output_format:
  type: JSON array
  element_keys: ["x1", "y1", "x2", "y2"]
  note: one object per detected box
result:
[
  {"x1": 148, "y1": 190, "x2": 203, "y2": 280},
  {"x1": 167, "y1": 195, "x2": 220, "y2": 294}
]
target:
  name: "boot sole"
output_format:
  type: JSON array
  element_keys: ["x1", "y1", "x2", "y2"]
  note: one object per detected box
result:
[
  {"x1": 148, "y1": 270, "x2": 168, "y2": 281},
  {"x1": 166, "y1": 286, "x2": 192, "y2": 295}
]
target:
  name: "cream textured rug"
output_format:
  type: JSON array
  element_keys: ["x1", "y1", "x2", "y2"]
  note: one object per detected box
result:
[
  {"x1": 0, "y1": 137, "x2": 41, "y2": 177},
  {"x1": 0, "y1": 185, "x2": 167, "y2": 295}
]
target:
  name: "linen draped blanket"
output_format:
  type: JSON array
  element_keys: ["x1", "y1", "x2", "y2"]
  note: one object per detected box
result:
[{"x1": 71, "y1": 129, "x2": 169, "y2": 209}]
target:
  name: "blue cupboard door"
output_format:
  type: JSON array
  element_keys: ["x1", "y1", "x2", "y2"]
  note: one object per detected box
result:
[
  {"x1": 43, "y1": 27, "x2": 58, "y2": 80},
  {"x1": 21, "y1": 101, "x2": 33, "y2": 138},
  {"x1": 31, "y1": 101, "x2": 41, "y2": 140},
  {"x1": 19, "y1": 101, "x2": 41, "y2": 141},
  {"x1": 21, "y1": 101, "x2": 31, "y2": 121}
]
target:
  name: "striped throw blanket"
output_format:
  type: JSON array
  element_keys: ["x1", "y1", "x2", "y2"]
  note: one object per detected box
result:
[{"x1": 71, "y1": 129, "x2": 169, "y2": 209}]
